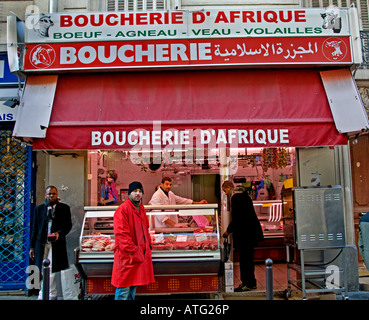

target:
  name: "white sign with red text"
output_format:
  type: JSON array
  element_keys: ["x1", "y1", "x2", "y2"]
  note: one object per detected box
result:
[{"x1": 25, "y1": 8, "x2": 350, "y2": 43}]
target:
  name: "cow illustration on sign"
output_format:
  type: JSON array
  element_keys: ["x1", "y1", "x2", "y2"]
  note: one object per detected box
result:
[
  {"x1": 33, "y1": 15, "x2": 54, "y2": 38},
  {"x1": 321, "y1": 7, "x2": 342, "y2": 34}
]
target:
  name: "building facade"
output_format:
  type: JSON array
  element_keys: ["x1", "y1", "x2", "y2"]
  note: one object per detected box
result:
[{"x1": 1, "y1": 0, "x2": 369, "y2": 293}]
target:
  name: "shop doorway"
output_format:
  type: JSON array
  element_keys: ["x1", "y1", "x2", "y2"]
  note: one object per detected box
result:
[{"x1": 83, "y1": 146, "x2": 349, "y2": 295}]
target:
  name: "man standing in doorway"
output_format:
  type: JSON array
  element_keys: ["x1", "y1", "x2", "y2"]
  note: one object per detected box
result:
[
  {"x1": 222, "y1": 180, "x2": 264, "y2": 292},
  {"x1": 111, "y1": 181, "x2": 154, "y2": 300},
  {"x1": 29, "y1": 186, "x2": 72, "y2": 299},
  {"x1": 149, "y1": 177, "x2": 207, "y2": 228}
]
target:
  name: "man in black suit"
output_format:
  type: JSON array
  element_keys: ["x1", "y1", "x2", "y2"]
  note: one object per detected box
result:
[
  {"x1": 222, "y1": 180, "x2": 264, "y2": 292},
  {"x1": 29, "y1": 186, "x2": 72, "y2": 299}
]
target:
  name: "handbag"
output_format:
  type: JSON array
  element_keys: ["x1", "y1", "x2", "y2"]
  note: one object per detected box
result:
[{"x1": 61, "y1": 265, "x2": 82, "y2": 300}]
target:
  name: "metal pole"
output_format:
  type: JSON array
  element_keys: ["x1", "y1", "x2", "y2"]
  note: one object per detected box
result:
[
  {"x1": 42, "y1": 258, "x2": 50, "y2": 300},
  {"x1": 265, "y1": 258, "x2": 273, "y2": 300},
  {"x1": 220, "y1": 148, "x2": 230, "y2": 237},
  {"x1": 49, "y1": 0, "x2": 58, "y2": 13}
]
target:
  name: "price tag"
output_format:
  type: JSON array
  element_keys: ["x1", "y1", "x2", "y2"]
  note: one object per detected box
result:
[
  {"x1": 195, "y1": 234, "x2": 207, "y2": 242},
  {"x1": 154, "y1": 233, "x2": 164, "y2": 243},
  {"x1": 204, "y1": 226, "x2": 214, "y2": 232},
  {"x1": 176, "y1": 235, "x2": 187, "y2": 242}
]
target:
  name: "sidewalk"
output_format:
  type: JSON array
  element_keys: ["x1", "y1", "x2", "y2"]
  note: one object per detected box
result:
[
  {"x1": 0, "y1": 291, "x2": 37, "y2": 300},
  {"x1": 1, "y1": 263, "x2": 368, "y2": 300},
  {"x1": 222, "y1": 262, "x2": 369, "y2": 300}
]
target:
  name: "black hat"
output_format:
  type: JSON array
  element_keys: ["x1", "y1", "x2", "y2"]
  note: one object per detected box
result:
[{"x1": 128, "y1": 181, "x2": 144, "y2": 195}]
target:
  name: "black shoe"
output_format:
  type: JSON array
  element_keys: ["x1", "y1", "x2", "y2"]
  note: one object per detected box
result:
[{"x1": 234, "y1": 284, "x2": 257, "y2": 292}]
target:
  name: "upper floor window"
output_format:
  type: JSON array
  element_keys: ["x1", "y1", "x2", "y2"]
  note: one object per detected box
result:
[{"x1": 107, "y1": 0, "x2": 167, "y2": 11}]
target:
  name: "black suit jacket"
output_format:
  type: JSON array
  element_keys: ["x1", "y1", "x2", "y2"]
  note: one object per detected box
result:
[
  {"x1": 30, "y1": 201, "x2": 72, "y2": 273},
  {"x1": 226, "y1": 191, "x2": 264, "y2": 248}
]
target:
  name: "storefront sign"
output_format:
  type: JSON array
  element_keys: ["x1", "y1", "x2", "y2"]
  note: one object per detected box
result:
[
  {"x1": 23, "y1": 8, "x2": 355, "y2": 70},
  {"x1": 27, "y1": 68, "x2": 349, "y2": 150},
  {"x1": 0, "y1": 105, "x2": 17, "y2": 121},
  {"x1": 25, "y1": 8, "x2": 350, "y2": 43},
  {"x1": 33, "y1": 122, "x2": 347, "y2": 150},
  {"x1": 91, "y1": 128, "x2": 291, "y2": 147},
  {"x1": 24, "y1": 36, "x2": 352, "y2": 70},
  {"x1": 0, "y1": 55, "x2": 20, "y2": 121},
  {"x1": 0, "y1": 55, "x2": 21, "y2": 85}
]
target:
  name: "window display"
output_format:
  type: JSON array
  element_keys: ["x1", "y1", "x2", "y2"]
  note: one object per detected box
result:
[{"x1": 79, "y1": 204, "x2": 220, "y2": 255}]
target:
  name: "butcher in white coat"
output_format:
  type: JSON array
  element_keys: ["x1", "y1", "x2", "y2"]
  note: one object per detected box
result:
[{"x1": 149, "y1": 177, "x2": 207, "y2": 228}]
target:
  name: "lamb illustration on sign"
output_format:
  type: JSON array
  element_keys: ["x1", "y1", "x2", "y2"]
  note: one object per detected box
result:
[
  {"x1": 321, "y1": 7, "x2": 342, "y2": 33},
  {"x1": 33, "y1": 15, "x2": 54, "y2": 38}
]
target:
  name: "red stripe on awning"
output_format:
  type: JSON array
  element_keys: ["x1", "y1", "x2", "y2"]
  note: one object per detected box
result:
[{"x1": 32, "y1": 68, "x2": 347, "y2": 150}]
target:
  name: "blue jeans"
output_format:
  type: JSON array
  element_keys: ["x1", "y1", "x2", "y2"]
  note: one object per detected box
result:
[{"x1": 114, "y1": 286, "x2": 137, "y2": 300}]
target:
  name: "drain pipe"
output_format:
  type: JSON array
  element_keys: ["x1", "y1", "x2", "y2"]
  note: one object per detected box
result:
[{"x1": 49, "y1": 0, "x2": 58, "y2": 13}]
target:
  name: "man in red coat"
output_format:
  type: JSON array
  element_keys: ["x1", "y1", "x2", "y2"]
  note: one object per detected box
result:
[{"x1": 111, "y1": 181, "x2": 154, "y2": 300}]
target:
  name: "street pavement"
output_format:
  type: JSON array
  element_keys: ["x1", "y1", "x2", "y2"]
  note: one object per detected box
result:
[{"x1": 1, "y1": 289, "x2": 369, "y2": 300}]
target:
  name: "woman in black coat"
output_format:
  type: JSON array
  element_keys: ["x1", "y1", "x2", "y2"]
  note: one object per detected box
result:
[{"x1": 30, "y1": 186, "x2": 72, "y2": 274}]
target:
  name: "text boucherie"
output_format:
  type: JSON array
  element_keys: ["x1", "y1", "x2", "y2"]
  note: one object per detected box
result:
[
  {"x1": 91, "y1": 128, "x2": 290, "y2": 147},
  {"x1": 60, "y1": 42, "x2": 212, "y2": 65},
  {"x1": 60, "y1": 12, "x2": 185, "y2": 27}
]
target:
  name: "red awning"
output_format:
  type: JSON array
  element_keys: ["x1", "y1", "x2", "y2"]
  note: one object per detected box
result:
[{"x1": 32, "y1": 68, "x2": 347, "y2": 150}]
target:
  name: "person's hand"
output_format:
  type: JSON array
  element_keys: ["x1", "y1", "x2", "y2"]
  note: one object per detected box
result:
[
  {"x1": 29, "y1": 248, "x2": 35, "y2": 260},
  {"x1": 223, "y1": 231, "x2": 229, "y2": 238},
  {"x1": 193, "y1": 200, "x2": 208, "y2": 204},
  {"x1": 174, "y1": 223, "x2": 188, "y2": 228},
  {"x1": 47, "y1": 232, "x2": 59, "y2": 242}
]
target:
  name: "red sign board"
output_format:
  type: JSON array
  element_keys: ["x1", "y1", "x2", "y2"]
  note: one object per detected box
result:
[{"x1": 24, "y1": 36, "x2": 352, "y2": 71}]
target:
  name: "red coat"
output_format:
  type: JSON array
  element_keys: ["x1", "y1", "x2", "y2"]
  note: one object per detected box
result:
[{"x1": 111, "y1": 199, "x2": 155, "y2": 288}]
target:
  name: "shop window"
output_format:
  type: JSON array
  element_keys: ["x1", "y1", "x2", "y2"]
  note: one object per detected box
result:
[{"x1": 87, "y1": 147, "x2": 296, "y2": 207}]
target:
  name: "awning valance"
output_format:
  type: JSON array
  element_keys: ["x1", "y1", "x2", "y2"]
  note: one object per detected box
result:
[{"x1": 17, "y1": 68, "x2": 353, "y2": 150}]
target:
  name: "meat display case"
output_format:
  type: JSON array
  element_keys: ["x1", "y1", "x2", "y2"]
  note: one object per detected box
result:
[{"x1": 74, "y1": 204, "x2": 221, "y2": 297}]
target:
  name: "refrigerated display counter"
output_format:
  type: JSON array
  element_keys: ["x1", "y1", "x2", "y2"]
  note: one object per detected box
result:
[{"x1": 74, "y1": 204, "x2": 221, "y2": 297}]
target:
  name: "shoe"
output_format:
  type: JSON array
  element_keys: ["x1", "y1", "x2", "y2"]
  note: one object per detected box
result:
[{"x1": 234, "y1": 284, "x2": 257, "y2": 292}]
